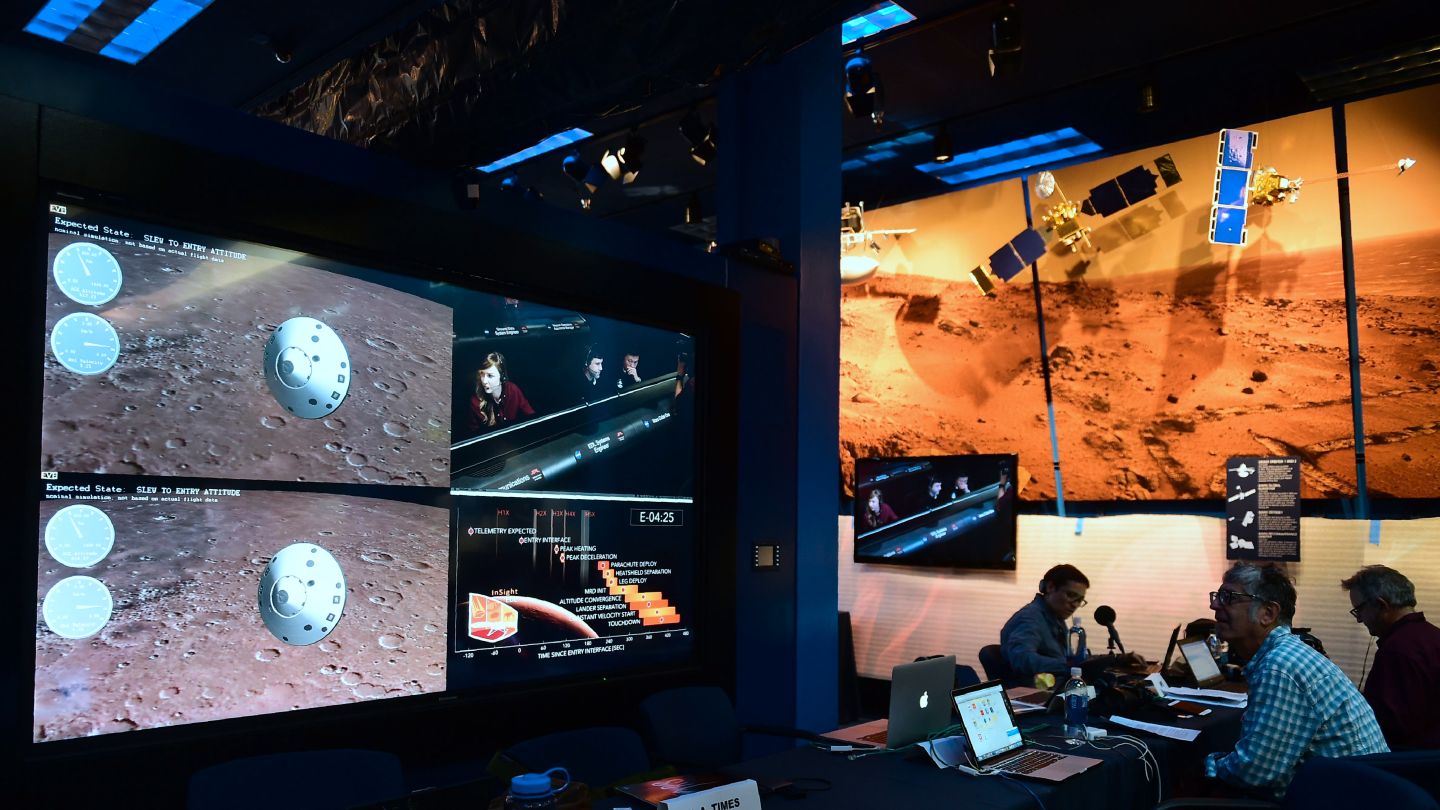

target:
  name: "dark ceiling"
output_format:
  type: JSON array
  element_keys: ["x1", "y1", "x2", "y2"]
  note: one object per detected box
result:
[{"x1": 5, "y1": 0, "x2": 1439, "y2": 243}]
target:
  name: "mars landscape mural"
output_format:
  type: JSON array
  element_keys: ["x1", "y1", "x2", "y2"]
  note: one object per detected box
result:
[{"x1": 842, "y1": 86, "x2": 1440, "y2": 500}]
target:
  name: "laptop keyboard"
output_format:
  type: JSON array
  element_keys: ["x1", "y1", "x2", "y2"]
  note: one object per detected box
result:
[
  {"x1": 858, "y1": 729, "x2": 888, "y2": 745},
  {"x1": 996, "y1": 749, "x2": 1063, "y2": 774}
]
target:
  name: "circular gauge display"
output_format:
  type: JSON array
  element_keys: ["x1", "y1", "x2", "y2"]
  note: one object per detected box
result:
[
  {"x1": 53, "y1": 242, "x2": 123, "y2": 306},
  {"x1": 50, "y1": 312, "x2": 120, "y2": 375},
  {"x1": 42, "y1": 575, "x2": 114, "y2": 640},
  {"x1": 44, "y1": 504, "x2": 116, "y2": 568}
]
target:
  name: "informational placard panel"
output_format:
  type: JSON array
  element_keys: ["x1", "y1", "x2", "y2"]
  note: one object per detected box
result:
[{"x1": 1225, "y1": 456, "x2": 1301, "y2": 561}]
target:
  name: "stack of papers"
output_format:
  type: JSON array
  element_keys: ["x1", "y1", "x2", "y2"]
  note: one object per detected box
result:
[
  {"x1": 1106, "y1": 716, "x2": 1202, "y2": 742},
  {"x1": 1145, "y1": 674, "x2": 1248, "y2": 708}
]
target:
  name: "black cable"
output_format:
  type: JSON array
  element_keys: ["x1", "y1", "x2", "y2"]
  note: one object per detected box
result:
[
  {"x1": 1359, "y1": 637, "x2": 1373, "y2": 689},
  {"x1": 999, "y1": 773, "x2": 1049, "y2": 810}
]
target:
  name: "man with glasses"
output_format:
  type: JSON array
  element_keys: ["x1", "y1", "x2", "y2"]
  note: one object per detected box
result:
[
  {"x1": 1204, "y1": 563, "x2": 1387, "y2": 800},
  {"x1": 1340, "y1": 565, "x2": 1440, "y2": 749},
  {"x1": 1000, "y1": 564, "x2": 1143, "y2": 682}
]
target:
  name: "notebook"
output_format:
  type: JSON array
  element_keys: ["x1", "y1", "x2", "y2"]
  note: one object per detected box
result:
[
  {"x1": 951, "y1": 680, "x2": 1104, "y2": 782},
  {"x1": 825, "y1": 655, "x2": 956, "y2": 749}
]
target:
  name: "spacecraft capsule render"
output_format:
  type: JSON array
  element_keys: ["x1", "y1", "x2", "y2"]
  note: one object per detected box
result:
[
  {"x1": 263, "y1": 316, "x2": 351, "y2": 419},
  {"x1": 258, "y1": 542, "x2": 347, "y2": 645}
]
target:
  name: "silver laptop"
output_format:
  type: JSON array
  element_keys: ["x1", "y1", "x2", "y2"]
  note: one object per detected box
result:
[
  {"x1": 826, "y1": 655, "x2": 956, "y2": 749},
  {"x1": 952, "y1": 680, "x2": 1103, "y2": 782},
  {"x1": 1179, "y1": 639, "x2": 1224, "y2": 687}
]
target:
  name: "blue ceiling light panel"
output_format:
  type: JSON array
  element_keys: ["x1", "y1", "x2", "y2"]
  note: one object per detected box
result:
[
  {"x1": 913, "y1": 127, "x2": 1101, "y2": 187},
  {"x1": 25, "y1": 0, "x2": 216, "y2": 64},
  {"x1": 478, "y1": 128, "x2": 594, "y2": 173},
  {"x1": 23, "y1": 0, "x2": 104, "y2": 42},
  {"x1": 841, "y1": 2, "x2": 917, "y2": 46},
  {"x1": 1208, "y1": 128, "x2": 1257, "y2": 246}
]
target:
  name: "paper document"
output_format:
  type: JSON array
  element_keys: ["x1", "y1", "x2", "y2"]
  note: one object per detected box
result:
[
  {"x1": 1107, "y1": 716, "x2": 1202, "y2": 742},
  {"x1": 1163, "y1": 686, "x2": 1247, "y2": 704},
  {"x1": 1145, "y1": 673, "x2": 1246, "y2": 706}
]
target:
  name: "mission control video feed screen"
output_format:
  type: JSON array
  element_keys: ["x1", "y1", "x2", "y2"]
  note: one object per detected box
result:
[{"x1": 34, "y1": 200, "x2": 697, "y2": 743}]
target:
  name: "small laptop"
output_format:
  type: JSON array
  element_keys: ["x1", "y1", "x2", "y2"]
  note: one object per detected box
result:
[
  {"x1": 825, "y1": 655, "x2": 956, "y2": 749},
  {"x1": 951, "y1": 681, "x2": 1104, "y2": 782},
  {"x1": 1160, "y1": 624, "x2": 1183, "y2": 674},
  {"x1": 1179, "y1": 639, "x2": 1225, "y2": 688}
]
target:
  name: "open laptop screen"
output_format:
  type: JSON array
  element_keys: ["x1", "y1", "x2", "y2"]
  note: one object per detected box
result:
[
  {"x1": 1180, "y1": 640, "x2": 1222, "y2": 685},
  {"x1": 954, "y1": 681, "x2": 1024, "y2": 762}
]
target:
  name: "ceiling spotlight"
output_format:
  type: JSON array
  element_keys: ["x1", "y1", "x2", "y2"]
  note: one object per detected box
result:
[
  {"x1": 988, "y1": 4, "x2": 1022, "y2": 77},
  {"x1": 618, "y1": 130, "x2": 646, "y2": 183},
  {"x1": 679, "y1": 108, "x2": 717, "y2": 167},
  {"x1": 1138, "y1": 83, "x2": 1157, "y2": 114},
  {"x1": 933, "y1": 126, "x2": 953, "y2": 163},
  {"x1": 684, "y1": 192, "x2": 703, "y2": 225},
  {"x1": 562, "y1": 150, "x2": 589, "y2": 183},
  {"x1": 844, "y1": 50, "x2": 885, "y2": 125}
]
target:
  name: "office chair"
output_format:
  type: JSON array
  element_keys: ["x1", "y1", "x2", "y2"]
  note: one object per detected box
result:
[
  {"x1": 637, "y1": 686, "x2": 828, "y2": 771},
  {"x1": 913, "y1": 654, "x2": 980, "y2": 691},
  {"x1": 977, "y1": 644, "x2": 1018, "y2": 685},
  {"x1": 1155, "y1": 755, "x2": 1439, "y2": 810},
  {"x1": 502, "y1": 726, "x2": 653, "y2": 792},
  {"x1": 187, "y1": 748, "x2": 407, "y2": 810}
]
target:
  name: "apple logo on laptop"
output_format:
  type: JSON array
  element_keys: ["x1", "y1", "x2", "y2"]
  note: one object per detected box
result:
[{"x1": 919, "y1": 691, "x2": 929, "y2": 709}]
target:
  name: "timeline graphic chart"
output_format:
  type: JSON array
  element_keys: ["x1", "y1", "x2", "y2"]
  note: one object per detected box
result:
[{"x1": 448, "y1": 493, "x2": 695, "y2": 689}]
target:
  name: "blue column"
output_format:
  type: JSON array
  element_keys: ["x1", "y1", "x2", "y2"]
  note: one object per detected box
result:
[{"x1": 717, "y1": 28, "x2": 840, "y2": 740}]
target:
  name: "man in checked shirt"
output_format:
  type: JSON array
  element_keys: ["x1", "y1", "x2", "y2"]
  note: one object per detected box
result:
[{"x1": 1204, "y1": 562, "x2": 1388, "y2": 799}]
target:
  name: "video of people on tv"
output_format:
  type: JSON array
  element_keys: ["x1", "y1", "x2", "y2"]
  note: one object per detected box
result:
[
  {"x1": 33, "y1": 476, "x2": 450, "y2": 743},
  {"x1": 446, "y1": 494, "x2": 694, "y2": 690},
  {"x1": 853, "y1": 454, "x2": 1018, "y2": 569},
  {"x1": 448, "y1": 296, "x2": 696, "y2": 500},
  {"x1": 40, "y1": 204, "x2": 455, "y2": 488}
]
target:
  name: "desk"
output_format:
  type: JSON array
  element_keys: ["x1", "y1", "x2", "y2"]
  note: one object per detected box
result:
[{"x1": 722, "y1": 724, "x2": 1162, "y2": 810}]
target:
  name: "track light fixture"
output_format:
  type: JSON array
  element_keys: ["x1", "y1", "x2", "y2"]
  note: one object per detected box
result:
[
  {"x1": 561, "y1": 150, "x2": 597, "y2": 208},
  {"x1": 933, "y1": 126, "x2": 953, "y2": 163},
  {"x1": 679, "y1": 108, "x2": 718, "y2": 166},
  {"x1": 844, "y1": 49, "x2": 884, "y2": 126},
  {"x1": 988, "y1": 3, "x2": 1022, "y2": 77}
]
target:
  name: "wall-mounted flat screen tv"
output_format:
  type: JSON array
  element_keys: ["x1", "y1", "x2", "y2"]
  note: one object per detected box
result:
[
  {"x1": 853, "y1": 454, "x2": 1018, "y2": 570},
  {"x1": 32, "y1": 195, "x2": 699, "y2": 744}
]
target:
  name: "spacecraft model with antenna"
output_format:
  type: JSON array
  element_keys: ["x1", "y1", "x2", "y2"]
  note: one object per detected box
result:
[{"x1": 840, "y1": 201, "x2": 916, "y2": 285}]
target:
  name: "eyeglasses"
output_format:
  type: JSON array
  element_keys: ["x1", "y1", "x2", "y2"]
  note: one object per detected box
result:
[
  {"x1": 1061, "y1": 589, "x2": 1088, "y2": 607},
  {"x1": 1209, "y1": 589, "x2": 1263, "y2": 608},
  {"x1": 1348, "y1": 599, "x2": 1374, "y2": 621}
]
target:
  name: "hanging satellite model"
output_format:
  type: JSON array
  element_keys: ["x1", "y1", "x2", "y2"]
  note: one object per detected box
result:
[
  {"x1": 840, "y1": 201, "x2": 916, "y2": 285},
  {"x1": 1207, "y1": 127, "x2": 1415, "y2": 246},
  {"x1": 1033, "y1": 170, "x2": 1091, "y2": 252}
]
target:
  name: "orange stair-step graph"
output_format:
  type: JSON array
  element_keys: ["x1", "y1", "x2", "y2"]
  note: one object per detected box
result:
[{"x1": 598, "y1": 561, "x2": 681, "y2": 627}]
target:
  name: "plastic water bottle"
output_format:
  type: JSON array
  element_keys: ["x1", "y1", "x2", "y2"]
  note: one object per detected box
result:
[
  {"x1": 1067, "y1": 617, "x2": 1088, "y2": 667},
  {"x1": 505, "y1": 768, "x2": 570, "y2": 810},
  {"x1": 1206, "y1": 632, "x2": 1220, "y2": 660},
  {"x1": 1063, "y1": 667, "x2": 1089, "y2": 740}
]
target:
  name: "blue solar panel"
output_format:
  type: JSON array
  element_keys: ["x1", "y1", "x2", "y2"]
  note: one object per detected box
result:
[
  {"x1": 1214, "y1": 167, "x2": 1251, "y2": 208},
  {"x1": 1218, "y1": 129, "x2": 1257, "y2": 169},
  {"x1": 1011, "y1": 229, "x2": 1047, "y2": 265},
  {"x1": 1210, "y1": 207, "x2": 1248, "y2": 245},
  {"x1": 988, "y1": 244, "x2": 1025, "y2": 281},
  {"x1": 478, "y1": 128, "x2": 594, "y2": 173},
  {"x1": 841, "y1": 2, "x2": 917, "y2": 46}
]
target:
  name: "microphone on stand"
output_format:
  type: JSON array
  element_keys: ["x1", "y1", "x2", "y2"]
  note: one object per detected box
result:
[{"x1": 1094, "y1": 605, "x2": 1125, "y2": 654}]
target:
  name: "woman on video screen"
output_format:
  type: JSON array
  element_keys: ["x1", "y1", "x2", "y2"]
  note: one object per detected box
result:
[{"x1": 469, "y1": 351, "x2": 535, "y2": 434}]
